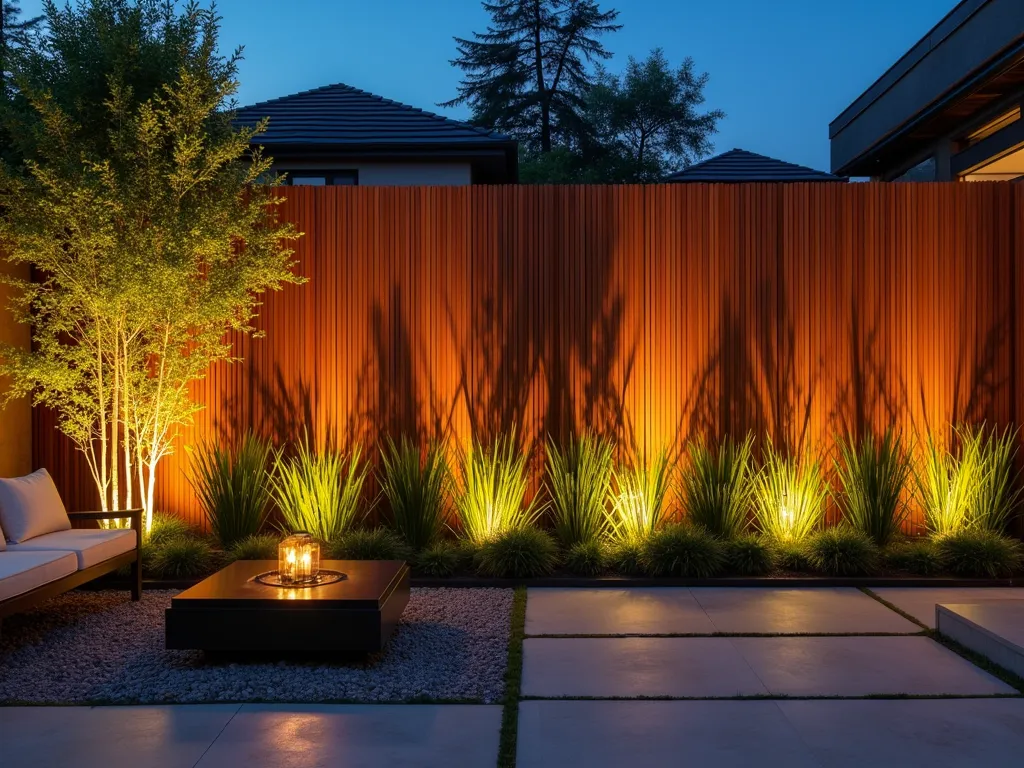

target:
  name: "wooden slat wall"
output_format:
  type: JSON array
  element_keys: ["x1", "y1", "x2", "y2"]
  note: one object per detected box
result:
[{"x1": 32, "y1": 182, "x2": 1023, "y2": 532}]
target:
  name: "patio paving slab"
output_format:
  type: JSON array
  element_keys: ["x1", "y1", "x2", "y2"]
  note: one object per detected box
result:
[
  {"x1": 524, "y1": 588, "x2": 715, "y2": 635},
  {"x1": 690, "y1": 587, "x2": 920, "y2": 634},
  {"x1": 778, "y1": 698, "x2": 1024, "y2": 767},
  {"x1": 521, "y1": 637, "x2": 768, "y2": 697},
  {"x1": 937, "y1": 601, "x2": 1024, "y2": 679},
  {"x1": 517, "y1": 700, "x2": 820, "y2": 768},
  {"x1": 872, "y1": 587, "x2": 1024, "y2": 628},
  {"x1": 730, "y1": 635, "x2": 1016, "y2": 696},
  {"x1": 0, "y1": 704, "x2": 241, "y2": 768},
  {"x1": 194, "y1": 703, "x2": 501, "y2": 768}
]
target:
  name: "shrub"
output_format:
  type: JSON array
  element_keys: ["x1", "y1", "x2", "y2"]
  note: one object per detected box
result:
[
  {"x1": 773, "y1": 538, "x2": 812, "y2": 572},
  {"x1": 679, "y1": 433, "x2": 755, "y2": 538},
  {"x1": 883, "y1": 539, "x2": 943, "y2": 575},
  {"x1": 188, "y1": 431, "x2": 275, "y2": 548},
  {"x1": 414, "y1": 541, "x2": 463, "y2": 577},
  {"x1": 150, "y1": 536, "x2": 216, "y2": 579},
  {"x1": 229, "y1": 533, "x2": 281, "y2": 561},
  {"x1": 379, "y1": 436, "x2": 450, "y2": 552},
  {"x1": 271, "y1": 435, "x2": 368, "y2": 542},
  {"x1": 935, "y1": 529, "x2": 1023, "y2": 578},
  {"x1": 964, "y1": 424, "x2": 1022, "y2": 534},
  {"x1": 564, "y1": 540, "x2": 607, "y2": 576},
  {"x1": 608, "y1": 449, "x2": 673, "y2": 545},
  {"x1": 456, "y1": 431, "x2": 540, "y2": 545},
  {"x1": 475, "y1": 527, "x2": 558, "y2": 578},
  {"x1": 608, "y1": 539, "x2": 645, "y2": 575},
  {"x1": 545, "y1": 433, "x2": 613, "y2": 547},
  {"x1": 753, "y1": 442, "x2": 827, "y2": 542},
  {"x1": 805, "y1": 527, "x2": 879, "y2": 576},
  {"x1": 833, "y1": 429, "x2": 911, "y2": 547},
  {"x1": 640, "y1": 524, "x2": 725, "y2": 578},
  {"x1": 146, "y1": 513, "x2": 192, "y2": 545},
  {"x1": 329, "y1": 528, "x2": 409, "y2": 561},
  {"x1": 724, "y1": 534, "x2": 775, "y2": 576}
]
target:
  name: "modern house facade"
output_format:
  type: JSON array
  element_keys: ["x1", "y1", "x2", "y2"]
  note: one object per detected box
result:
[
  {"x1": 830, "y1": 0, "x2": 1024, "y2": 181},
  {"x1": 233, "y1": 83, "x2": 519, "y2": 185}
]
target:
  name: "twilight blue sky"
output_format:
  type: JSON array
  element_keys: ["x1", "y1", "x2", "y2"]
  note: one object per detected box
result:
[{"x1": 22, "y1": 0, "x2": 957, "y2": 172}]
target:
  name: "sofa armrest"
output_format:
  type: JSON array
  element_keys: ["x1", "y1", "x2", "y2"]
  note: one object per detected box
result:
[{"x1": 68, "y1": 508, "x2": 143, "y2": 535}]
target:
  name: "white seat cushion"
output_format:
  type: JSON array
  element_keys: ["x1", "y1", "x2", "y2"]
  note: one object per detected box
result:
[
  {"x1": 0, "y1": 551, "x2": 77, "y2": 601},
  {"x1": 8, "y1": 529, "x2": 138, "y2": 570},
  {"x1": 0, "y1": 469, "x2": 72, "y2": 543}
]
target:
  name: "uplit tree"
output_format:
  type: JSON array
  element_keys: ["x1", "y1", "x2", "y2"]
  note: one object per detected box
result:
[{"x1": 0, "y1": 0, "x2": 302, "y2": 531}]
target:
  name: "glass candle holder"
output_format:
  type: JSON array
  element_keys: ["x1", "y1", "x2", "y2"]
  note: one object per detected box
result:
[{"x1": 278, "y1": 533, "x2": 320, "y2": 585}]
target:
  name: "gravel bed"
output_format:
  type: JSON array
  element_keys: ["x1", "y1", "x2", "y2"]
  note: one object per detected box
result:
[{"x1": 0, "y1": 588, "x2": 513, "y2": 705}]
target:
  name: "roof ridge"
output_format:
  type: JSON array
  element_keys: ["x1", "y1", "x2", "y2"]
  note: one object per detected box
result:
[
  {"x1": 235, "y1": 82, "x2": 511, "y2": 141},
  {"x1": 666, "y1": 147, "x2": 842, "y2": 181}
]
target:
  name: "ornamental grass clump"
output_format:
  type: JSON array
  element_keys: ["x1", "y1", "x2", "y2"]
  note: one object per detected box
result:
[
  {"x1": 329, "y1": 528, "x2": 409, "y2": 561},
  {"x1": 723, "y1": 534, "x2": 776, "y2": 576},
  {"x1": 379, "y1": 436, "x2": 451, "y2": 552},
  {"x1": 414, "y1": 541, "x2": 463, "y2": 577},
  {"x1": 150, "y1": 536, "x2": 216, "y2": 579},
  {"x1": 475, "y1": 527, "x2": 558, "y2": 578},
  {"x1": 145, "y1": 513, "x2": 192, "y2": 545},
  {"x1": 456, "y1": 431, "x2": 539, "y2": 545},
  {"x1": 564, "y1": 540, "x2": 607, "y2": 576},
  {"x1": 608, "y1": 539, "x2": 645, "y2": 575},
  {"x1": 883, "y1": 539, "x2": 943, "y2": 575},
  {"x1": 228, "y1": 533, "x2": 281, "y2": 561},
  {"x1": 608, "y1": 449, "x2": 672, "y2": 546},
  {"x1": 545, "y1": 433, "x2": 614, "y2": 547},
  {"x1": 833, "y1": 429, "x2": 911, "y2": 547},
  {"x1": 916, "y1": 432, "x2": 980, "y2": 536},
  {"x1": 640, "y1": 524, "x2": 725, "y2": 578},
  {"x1": 271, "y1": 435, "x2": 368, "y2": 543},
  {"x1": 188, "y1": 431, "x2": 275, "y2": 548},
  {"x1": 804, "y1": 527, "x2": 879, "y2": 576},
  {"x1": 679, "y1": 433, "x2": 755, "y2": 538},
  {"x1": 964, "y1": 424, "x2": 1022, "y2": 534},
  {"x1": 934, "y1": 529, "x2": 1022, "y2": 578},
  {"x1": 753, "y1": 442, "x2": 827, "y2": 542}
]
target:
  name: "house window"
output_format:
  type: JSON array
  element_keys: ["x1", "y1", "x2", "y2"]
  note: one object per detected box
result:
[
  {"x1": 963, "y1": 107, "x2": 1021, "y2": 147},
  {"x1": 285, "y1": 170, "x2": 359, "y2": 186}
]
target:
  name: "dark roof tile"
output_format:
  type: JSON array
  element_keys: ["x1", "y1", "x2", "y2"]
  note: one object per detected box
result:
[{"x1": 666, "y1": 148, "x2": 846, "y2": 182}]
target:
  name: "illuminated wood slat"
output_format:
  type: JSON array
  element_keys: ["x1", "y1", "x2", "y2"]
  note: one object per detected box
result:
[{"x1": 32, "y1": 183, "x2": 1023, "y2": 532}]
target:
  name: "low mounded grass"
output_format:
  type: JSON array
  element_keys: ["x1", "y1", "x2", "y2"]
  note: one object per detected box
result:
[
  {"x1": 723, "y1": 534, "x2": 776, "y2": 576},
  {"x1": 563, "y1": 540, "x2": 607, "y2": 576},
  {"x1": 678, "y1": 433, "x2": 755, "y2": 538},
  {"x1": 228, "y1": 532, "x2": 281, "y2": 561},
  {"x1": 883, "y1": 539, "x2": 944, "y2": 575},
  {"x1": 146, "y1": 513, "x2": 192, "y2": 545},
  {"x1": 773, "y1": 537, "x2": 812, "y2": 572},
  {"x1": 607, "y1": 539, "x2": 645, "y2": 575},
  {"x1": 805, "y1": 527, "x2": 879, "y2": 576},
  {"x1": 150, "y1": 536, "x2": 216, "y2": 579},
  {"x1": 934, "y1": 529, "x2": 1023, "y2": 578},
  {"x1": 475, "y1": 527, "x2": 558, "y2": 578},
  {"x1": 640, "y1": 524, "x2": 725, "y2": 578},
  {"x1": 329, "y1": 528, "x2": 409, "y2": 561},
  {"x1": 414, "y1": 541, "x2": 463, "y2": 577}
]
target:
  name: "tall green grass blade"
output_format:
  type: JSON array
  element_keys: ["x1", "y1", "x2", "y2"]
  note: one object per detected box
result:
[
  {"x1": 753, "y1": 441, "x2": 827, "y2": 542},
  {"x1": 833, "y1": 428, "x2": 911, "y2": 546},
  {"x1": 962, "y1": 424, "x2": 1022, "y2": 534},
  {"x1": 378, "y1": 436, "x2": 451, "y2": 551},
  {"x1": 678, "y1": 433, "x2": 755, "y2": 538},
  {"x1": 544, "y1": 433, "x2": 614, "y2": 547},
  {"x1": 608, "y1": 449, "x2": 673, "y2": 545},
  {"x1": 456, "y1": 430, "x2": 540, "y2": 545}
]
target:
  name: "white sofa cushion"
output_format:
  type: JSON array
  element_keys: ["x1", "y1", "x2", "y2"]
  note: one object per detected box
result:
[
  {"x1": 0, "y1": 551, "x2": 77, "y2": 601},
  {"x1": 8, "y1": 528, "x2": 137, "y2": 570},
  {"x1": 0, "y1": 469, "x2": 71, "y2": 543}
]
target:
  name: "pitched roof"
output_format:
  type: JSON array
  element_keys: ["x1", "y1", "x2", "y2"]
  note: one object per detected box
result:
[
  {"x1": 233, "y1": 82, "x2": 514, "y2": 148},
  {"x1": 665, "y1": 148, "x2": 847, "y2": 182}
]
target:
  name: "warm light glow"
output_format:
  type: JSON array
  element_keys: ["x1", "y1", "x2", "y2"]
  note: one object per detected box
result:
[
  {"x1": 779, "y1": 497, "x2": 795, "y2": 539},
  {"x1": 278, "y1": 533, "x2": 320, "y2": 585}
]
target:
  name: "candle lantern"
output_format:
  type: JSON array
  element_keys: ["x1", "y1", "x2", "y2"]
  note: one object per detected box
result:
[{"x1": 278, "y1": 533, "x2": 320, "y2": 585}]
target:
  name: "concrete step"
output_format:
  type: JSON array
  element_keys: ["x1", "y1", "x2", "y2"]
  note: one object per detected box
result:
[{"x1": 937, "y1": 601, "x2": 1024, "y2": 679}]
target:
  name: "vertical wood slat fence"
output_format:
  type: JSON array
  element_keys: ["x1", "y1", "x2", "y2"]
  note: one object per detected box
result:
[{"x1": 32, "y1": 182, "x2": 1024, "y2": 532}]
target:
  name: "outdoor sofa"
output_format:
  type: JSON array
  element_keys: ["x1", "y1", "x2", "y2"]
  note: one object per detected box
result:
[{"x1": 0, "y1": 468, "x2": 141, "y2": 629}]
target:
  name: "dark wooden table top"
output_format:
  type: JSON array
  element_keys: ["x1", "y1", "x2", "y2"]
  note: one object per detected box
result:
[{"x1": 169, "y1": 560, "x2": 409, "y2": 610}]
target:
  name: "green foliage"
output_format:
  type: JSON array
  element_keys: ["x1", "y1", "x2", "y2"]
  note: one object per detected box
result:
[
  {"x1": 773, "y1": 538, "x2": 812, "y2": 572},
  {"x1": 188, "y1": 431, "x2": 274, "y2": 548},
  {"x1": 607, "y1": 539, "x2": 645, "y2": 575},
  {"x1": 608, "y1": 449, "x2": 673, "y2": 545},
  {"x1": 640, "y1": 524, "x2": 725, "y2": 578},
  {"x1": 545, "y1": 433, "x2": 614, "y2": 547},
  {"x1": 724, "y1": 534, "x2": 776, "y2": 576},
  {"x1": 329, "y1": 528, "x2": 409, "y2": 561},
  {"x1": 678, "y1": 433, "x2": 755, "y2": 538},
  {"x1": 753, "y1": 443, "x2": 827, "y2": 542},
  {"x1": 145, "y1": 512, "x2": 192, "y2": 545},
  {"x1": 271, "y1": 436, "x2": 368, "y2": 543},
  {"x1": 228, "y1": 533, "x2": 281, "y2": 561},
  {"x1": 586, "y1": 49, "x2": 724, "y2": 182},
  {"x1": 414, "y1": 541, "x2": 463, "y2": 577},
  {"x1": 378, "y1": 436, "x2": 450, "y2": 552},
  {"x1": 804, "y1": 527, "x2": 879, "y2": 576},
  {"x1": 934, "y1": 529, "x2": 1023, "y2": 578},
  {"x1": 964, "y1": 425, "x2": 1022, "y2": 534},
  {"x1": 149, "y1": 536, "x2": 215, "y2": 579},
  {"x1": 883, "y1": 539, "x2": 944, "y2": 576},
  {"x1": 833, "y1": 429, "x2": 911, "y2": 546},
  {"x1": 475, "y1": 527, "x2": 559, "y2": 579},
  {"x1": 455, "y1": 431, "x2": 540, "y2": 546},
  {"x1": 0, "y1": 0, "x2": 302, "y2": 532},
  {"x1": 564, "y1": 540, "x2": 607, "y2": 576},
  {"x1": 917, "y1": 431, "x2": 982, "y2": 536}
]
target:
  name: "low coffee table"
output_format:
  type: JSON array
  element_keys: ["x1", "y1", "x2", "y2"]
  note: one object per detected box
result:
[{"x1": 165, "y1": 559, "x2": 410, "y2": 653}]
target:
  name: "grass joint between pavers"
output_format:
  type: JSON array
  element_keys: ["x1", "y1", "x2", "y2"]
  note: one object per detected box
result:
[{"x1": 498, "y1": 586, "x2": 527, "y2": 768}]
